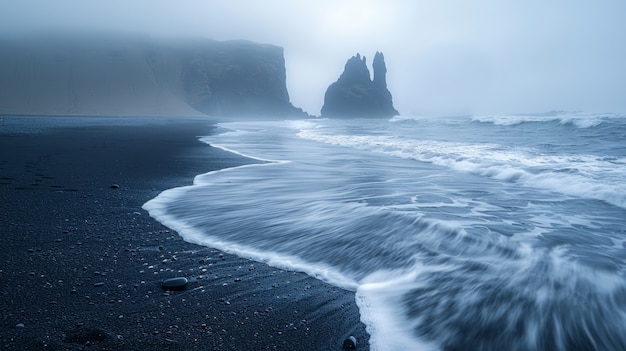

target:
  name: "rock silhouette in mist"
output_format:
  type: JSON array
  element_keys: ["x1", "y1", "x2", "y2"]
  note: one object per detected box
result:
[
  {"x1": 181, "y1": 39, "x2": 308, "y2": 117},
  {"x1": 321, "y1": 52, "x2": 398, "y2": 118},
  {"x1": 0, "y1": 33, "x2": 307, "y2": 118}
]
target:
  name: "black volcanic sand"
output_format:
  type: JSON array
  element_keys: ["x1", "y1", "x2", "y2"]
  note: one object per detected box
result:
[{"x1": 0, "y1": 117, "x2": 369, "y2": 350}]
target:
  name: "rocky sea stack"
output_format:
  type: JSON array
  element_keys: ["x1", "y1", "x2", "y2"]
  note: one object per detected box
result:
[{"x1": 321, "y1": 52, "x2": 398, "y2": 118}]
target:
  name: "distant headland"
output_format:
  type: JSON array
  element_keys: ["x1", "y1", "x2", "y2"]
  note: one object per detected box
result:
[
  {"x1": 0, "y1": 32, "x2": 307, "y2": 118},
  {"x1": 0, "y1": 32, "x2": 400, "y2": 119},
  {"x1": 321, "y1": 52, "x2": 399, "y2": 118}
]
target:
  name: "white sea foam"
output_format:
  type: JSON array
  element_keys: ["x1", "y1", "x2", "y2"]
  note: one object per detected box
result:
[
  {"x1": 297, "y1": 127, "x2": 626, "y2": 209},
  {"x1": 198, "y1": 139, "x2": 287, "y2": 165},
  {"x1": 471, "y1": 111, "x2": 624, "y2": 128},
  {"x1": 143, "y1": 116, "x2": 626, "y2": 351},
  {"x1": 143, "y1": 173, "x2": 360, "y2": 291},
  {"x1": 356, "y1": 268, "x2": 440, "y2": 351},
  {"x1": 355, "y1": 242, "x2": 626, "y2": 351}
]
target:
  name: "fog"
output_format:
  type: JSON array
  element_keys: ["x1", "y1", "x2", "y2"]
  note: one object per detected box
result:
[{"x1": 3, "y1": 0, "x2": 626, "y2": 116}]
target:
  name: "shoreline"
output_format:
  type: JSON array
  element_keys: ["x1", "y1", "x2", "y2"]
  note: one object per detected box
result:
[{"x1": 0, "y1": 116, "x2": 369, "y2": 350}]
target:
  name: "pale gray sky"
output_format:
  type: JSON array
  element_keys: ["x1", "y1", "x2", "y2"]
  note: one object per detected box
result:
[{"x1": 2, "y1": 0, "x2": 626, "y2": 116}]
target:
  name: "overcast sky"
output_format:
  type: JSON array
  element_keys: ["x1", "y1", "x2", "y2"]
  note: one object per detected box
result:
[{"x1": 2, "y1": 0, "x2": 626, "y2": 116}]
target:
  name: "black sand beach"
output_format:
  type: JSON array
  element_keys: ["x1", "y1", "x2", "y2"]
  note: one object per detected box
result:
[{"x1": 0, "y1": 117, "x2": 369, "y2": 350}]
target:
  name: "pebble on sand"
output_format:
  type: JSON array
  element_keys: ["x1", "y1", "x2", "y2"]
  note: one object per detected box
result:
[
  {"x1": 161, "y1": 277, "x2": 188, "y2": 291},
  {"x1": 343, "y1": 335, "x2": 357, "y2": 350},
  {"x1": 15, "y1": 323, "x2": 25, "y2": 328},
  {"x1": 110, "y1": 184, "x2": 120, "y2": 189}
]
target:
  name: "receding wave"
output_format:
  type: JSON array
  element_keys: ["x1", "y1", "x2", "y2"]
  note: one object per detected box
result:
[{"x1": 144, "y1": 117, "x2": 626, "y2": 351}]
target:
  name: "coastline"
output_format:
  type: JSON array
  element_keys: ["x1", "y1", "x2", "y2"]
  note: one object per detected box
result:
[{"x1": 0, "y1": 117, "x2": 369, "y2": 350}]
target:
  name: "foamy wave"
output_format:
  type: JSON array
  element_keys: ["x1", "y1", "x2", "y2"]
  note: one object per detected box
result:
[
  {"x1": 297, "y1": 129, "x2": 626, "y2": 209},
  {"x1": 143, "y1": 171, "x2": 360, "y2": 291},
  {"x1": 356, "y1": 268, "x2": 440, "y2": 351},
  {"x1": 357, "y1": 246, "x2": 626, "y2": 351},
  {"x1": 472, "y1": 111, "x2": 623, "y2": 128},
  {"x1": 143, "y1": 118, "x2": 626, "y2": 350}
]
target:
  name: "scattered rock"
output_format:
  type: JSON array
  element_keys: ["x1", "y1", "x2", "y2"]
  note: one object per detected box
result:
[
  {"x1": 110, "y1": 184, "x2": 119, "y2": 189},
  {"x1": 15, "y1": 323, "x2": 25, "y2": 328},
  {"x1": 94, "y1": 282, "x2": 105, "y2": 287},
  {"x1": 161, "y1": 277, "x2": 188, "y2": 291},
  {"x1": 343, "y1": 335, "x2": 357, "y2": 350}
]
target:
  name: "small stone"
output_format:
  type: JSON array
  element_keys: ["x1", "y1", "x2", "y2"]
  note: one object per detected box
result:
[
  {"x1": 161, "y1": 277, "x2": 188, "y2": 291},
  {"x1": 343, "y1": 336, "x2": 357, "y2": 350},
  {"x1": 94, "y1": 282, "x2": 105, "y2": 287},
  {"x1": 110, "y1": 184, "x2": 120, "y2": 189},
  {"x1": 15, "y1": 323, "x2": 25, "y2": 328}
]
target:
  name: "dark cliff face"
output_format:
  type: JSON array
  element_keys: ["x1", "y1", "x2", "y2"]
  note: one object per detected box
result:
[
  {"x1": 0, "y1": 33, "x2": 307, "y2": 118},
  {"x1": 180, "y1": 39, "x2": 307, "y2": 117},
  {"x1": 321, "y1": 52, "x2": 399, "y2": 118}
]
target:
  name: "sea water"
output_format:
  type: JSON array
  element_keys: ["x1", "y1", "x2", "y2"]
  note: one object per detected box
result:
[{"x1": 143, "y1": 111, "x2": 626, "y2": 350}]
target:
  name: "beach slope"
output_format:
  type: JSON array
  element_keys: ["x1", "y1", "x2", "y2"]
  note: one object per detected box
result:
[{"x1": 0, "y1": 117, "x2": 368, "y2": 350}]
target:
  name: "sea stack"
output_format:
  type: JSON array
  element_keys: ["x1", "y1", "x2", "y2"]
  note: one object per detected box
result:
[{"x1": 321, "y1": 52, "x2": 398, "y2": 118}]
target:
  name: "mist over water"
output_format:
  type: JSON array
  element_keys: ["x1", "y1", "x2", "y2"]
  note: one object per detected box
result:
[
  {"x1": 4, "y1": 2, "x2": 626, "y2": 116},
  {"x1": 144, "y1": 113, "x2": 626, "y2": 350}
]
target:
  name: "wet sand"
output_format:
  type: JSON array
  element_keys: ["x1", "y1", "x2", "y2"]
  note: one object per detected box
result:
[{"x1": 0, "y1": 116, "x2": 369, "y2": 350}]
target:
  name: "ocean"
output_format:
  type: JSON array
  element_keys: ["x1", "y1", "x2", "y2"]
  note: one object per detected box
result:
[{"x1": 143, "y1": 112, "x2": 626, "y2": 351}]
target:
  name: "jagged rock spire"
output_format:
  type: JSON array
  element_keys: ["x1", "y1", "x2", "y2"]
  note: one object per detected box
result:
[
  {"x1": 339, "y1": 53, "x2": 371, "y2": 84},
  {"x1": 321, "y1": 51, "x2": 398, "y2": 118},
  {"x1": 372, "y1": 51, "x2": 387, "y2": 88}
]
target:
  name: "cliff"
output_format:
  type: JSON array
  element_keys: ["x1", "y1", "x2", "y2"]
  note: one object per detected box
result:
[
  {"x1": 321, "y1": 52, "x2": 398, "y2": 118},
  {"x1": 0, "y1": 32, "x2": 306, "y2": 118}
]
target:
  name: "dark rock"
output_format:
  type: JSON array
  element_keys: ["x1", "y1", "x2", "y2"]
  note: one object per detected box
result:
[
  {"x1": 322, "y1": 52, "x2": 399, "y2": 118},
  {"x1": 161, "y1": 277, "x2": 188, "y2": 291},
  {"x1": 343, "y1": 335, "x2": 357, "y2": 349},
  {"x1": 0, "y1": 34, "x2": 310, "y2": 118},
  {"x1": 181, "y1": 40, "x2": 309, "y2": 118},
  {"x1": 110, "y1": 184, "x2": 119, "y2": 189}
]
